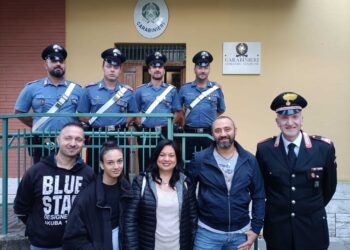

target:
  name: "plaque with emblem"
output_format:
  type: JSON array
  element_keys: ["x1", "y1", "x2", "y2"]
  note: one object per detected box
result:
[
  {"x1": 223, "y1": 42, "x2": 261, "y2": 74},
  {"x1": 134, "y1": 0, "x2": 169, "y2": 38}
]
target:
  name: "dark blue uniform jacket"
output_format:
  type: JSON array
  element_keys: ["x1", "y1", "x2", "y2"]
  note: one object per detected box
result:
[{"x1": 256, "y1": 132, "x2": 337, "y2": 250}]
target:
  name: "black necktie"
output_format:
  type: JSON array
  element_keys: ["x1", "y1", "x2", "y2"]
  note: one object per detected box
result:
[{"x1": 287, "y1": 143, "x2": 297, "y2": 168}]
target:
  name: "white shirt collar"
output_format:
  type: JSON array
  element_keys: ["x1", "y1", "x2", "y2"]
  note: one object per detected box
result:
[{"x1": 282, "y1": 132, "x2": 302, "y2": 153}]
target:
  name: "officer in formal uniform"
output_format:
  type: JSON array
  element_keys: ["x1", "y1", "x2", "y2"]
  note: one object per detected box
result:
[
  {"x1": 179, "y1": 51, "x2": 226, "y2": 162},
  {"x1": 256, "y1": 91, "x2": 337, "y2": 250},
  {"x1": 15, "y1": 44, "x2": 82, "y2": 164},
  {"x1": 134, "y1": 51, "x2": 182, "y2": 171},
  {"x1": 77, "y1": 47, "x2": 138, "y2": 173}
]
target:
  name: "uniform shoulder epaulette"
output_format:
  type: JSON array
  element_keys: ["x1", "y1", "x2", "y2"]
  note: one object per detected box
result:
[
  {"x1": 123, "y1": 84, "x2": 133, "y2": 91},
  {"x1": 211, "y1": 81, "x2": 222, "y2": 88},
  {"x1": 68, "y1": 81, "x2": 81, "y2": 87},
  {"x1": 136, "y1": 83, "x2": 147, "y2": 89},
  {"x1": 85, "y1": 82, "x2": 98, "y2": 87},
  {"x1": 310, "y1": 135, "x2": 332, "y2": 144},
  {"x1": 258, "y1": 136, "x2": 276, "y2": 144},
  {"x1": 26, "y1": 79, "x2": 39, "y2": 86}
]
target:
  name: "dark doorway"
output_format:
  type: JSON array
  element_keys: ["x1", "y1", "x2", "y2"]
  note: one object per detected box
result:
[{"x1": 116, "y1": 43, "x2": 186, "y2": 89}]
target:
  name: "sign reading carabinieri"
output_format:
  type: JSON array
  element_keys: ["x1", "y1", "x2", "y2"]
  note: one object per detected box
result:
[
  {"x1": 134, "y1": 0, "x2": 169, "y2": 38},
  {"x1": 223, "y1": 42, "x2": 261, "y2": 74}
]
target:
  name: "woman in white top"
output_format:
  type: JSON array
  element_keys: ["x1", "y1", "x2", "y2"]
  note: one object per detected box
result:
[{"x1": 125, "y1": 139, "x2": 197, "y2": 250}]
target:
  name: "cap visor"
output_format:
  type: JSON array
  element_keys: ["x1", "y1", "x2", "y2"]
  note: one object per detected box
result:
[
  {"x1": 47, "y1": 54, "x2": 64, "y2": 61},
  {"x1": 149, "y1": 60, "x2": 164, "y2": 67},
  {"x1": 196, "y1": 62, "x2": 209, "y2": 67},
  {"x1": 105, "y1": 58, "x2": 121, "y2": 66},
  {"x1": 277, "y1": 109, "x2": 302, "y2": 116}
]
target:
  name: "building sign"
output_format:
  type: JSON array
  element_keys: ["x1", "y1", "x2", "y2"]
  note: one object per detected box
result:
[
  {"x1": 223, "y1": 42, "x2": 261, "y2": 74},
  {"x1": 134, "y1": 0, "x2": 169, "y2": 39}
]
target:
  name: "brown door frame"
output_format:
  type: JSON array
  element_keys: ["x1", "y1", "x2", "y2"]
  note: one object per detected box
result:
[{"x1": 121, "y1": 62, "x2": 186, "y2": 89}]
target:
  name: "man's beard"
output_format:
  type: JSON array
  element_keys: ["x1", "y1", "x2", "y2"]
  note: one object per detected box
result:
[
  {"x1": 215, "y1": 135, "x2": 235, "y2": 149},
  {"x1": 49, "y1": 67, "x2": 65, "y2": 78},
  {"x1": 197, "y1": 74, "x2": 207, "y2": 81},
  {"x1": 152, "y1": 76, "x2": 163, "y2": 81}
]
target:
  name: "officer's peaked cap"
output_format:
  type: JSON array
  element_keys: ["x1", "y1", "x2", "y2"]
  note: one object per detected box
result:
[
  {"x1": 41, "y1": 44, "x2": 67, "y2": 61},
  {"x1": 101, "y1": 48, "x2": 126, "y2": 66},
  {"x1": 146, "y1": 51, "x2": 167, "y2": 67},
  {"x1": 192, "y1": 50, "x2": 213, "y2": 67},
  {"x1": 270, "y1": 91, "x2": 308, "y2": 115}
]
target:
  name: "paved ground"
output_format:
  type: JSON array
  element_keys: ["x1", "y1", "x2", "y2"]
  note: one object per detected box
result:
[
  {"x1": 1, "y1": 207, "x2": 349, "y2": 250},
  {"x1": 0, "y1": 206, "x2": 26, "y2": 235},
  {"x1": 255, "y1": 238, "x2": 350, "y2": 250}
]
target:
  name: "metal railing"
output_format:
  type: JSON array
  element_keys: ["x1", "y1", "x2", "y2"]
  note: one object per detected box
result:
[
  {"x1": 0, "y1": 113, "x2": 213, "y2": 233},
  {"x1": 116, "y1": 43, "x2": 186, "y2": 62},
  {"x1": 0, "y1": 112, "x2": 258, "y2": 250}
]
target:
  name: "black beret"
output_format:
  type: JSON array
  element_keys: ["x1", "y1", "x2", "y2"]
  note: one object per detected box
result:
[
  {"x1": 101, "y1": 48, "x2": 126, "y2": 66},
  {"x1": 270, "y1": 91, "x2": 308, "y2": 115},
  {"x1": 146, "y1": 51, "x2": 167, "y2": 67},
  {"x1": 41, "y1": 44, "x2": 67, "y2": 61},
  {"x1": 192, "y1": 50, "x2": 213, "y2": 66}
]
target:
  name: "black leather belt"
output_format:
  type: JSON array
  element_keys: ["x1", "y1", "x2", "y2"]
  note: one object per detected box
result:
[
  {"x1": 142, "y1": 125, "x2": 167, "y2": 132},
  {"x1": 185, "y1": 126, "x2": 211, "y2": 133},
  {"x1": 91, "y1": 124, "x2": 127, "y2": 132}
]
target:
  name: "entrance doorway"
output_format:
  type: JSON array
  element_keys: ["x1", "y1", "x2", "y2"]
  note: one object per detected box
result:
[
  {"x1": 116, "y1": 43, "x2": 186, "y2": 90},
  {"x1": 115, "y1": 43, "x2": 186, "y2": 175}
]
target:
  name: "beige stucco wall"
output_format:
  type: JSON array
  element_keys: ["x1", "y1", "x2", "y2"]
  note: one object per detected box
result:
[{"x1": 66, "y1": 0, "x2": 350, "y2": 180}]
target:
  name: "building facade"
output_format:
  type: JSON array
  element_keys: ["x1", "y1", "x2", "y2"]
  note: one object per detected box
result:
[{"x1": 1, "y1": 0, "x2": 349, "y2": 238}]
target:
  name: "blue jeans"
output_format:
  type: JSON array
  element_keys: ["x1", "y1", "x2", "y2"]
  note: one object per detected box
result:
[
  {"x1": 30, "y1": 245, "x2": 63, "y2": 250},
  {"x1": 194, "y1": 226, "x2": 247, "y2": 250}
]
